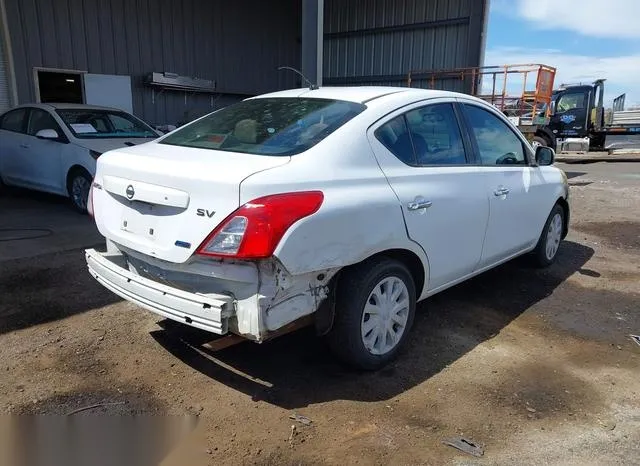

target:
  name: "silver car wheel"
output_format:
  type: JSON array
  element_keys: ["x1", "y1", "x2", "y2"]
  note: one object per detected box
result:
[
  {"x1": 361, "y1": 276, "x2": 410, "y2": 356},
  {"x1": 545, "y1": 212, "x2": 563, "y2": 260}
]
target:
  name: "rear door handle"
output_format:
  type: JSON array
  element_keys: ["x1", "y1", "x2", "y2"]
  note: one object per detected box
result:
[
  {"x1": 407, "y1": 198, "x2": 433, "y2": 211},
  {"x1": 494, "y1": 187, "x2": 510, "y2": 196},
  {"x1": 19, "y1": 143, "x2": 30, "y2": 149}
]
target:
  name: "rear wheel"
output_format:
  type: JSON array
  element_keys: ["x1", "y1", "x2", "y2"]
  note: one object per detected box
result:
[
  {"x1": 328, "y1": 257, "x2": 416, "y2": 370},
  {"x1": 531, "y1": 204, "x2": 564, "y2": 267},
  {"x1": 67, "y1": 168, "x2": 92, "y2": 214}
]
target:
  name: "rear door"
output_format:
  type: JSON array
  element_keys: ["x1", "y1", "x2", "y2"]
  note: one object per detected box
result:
[
  {"x1": 460, "y1": 102, "x2": 546, "y2": 267},
  {"x1": 367, "y1": 99, "x2": 489, "y2": 292}
]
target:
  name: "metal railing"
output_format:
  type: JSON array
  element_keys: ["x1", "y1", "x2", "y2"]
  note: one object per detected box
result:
[{"x1": 407, "y1": 64, "x2": 557, "y2": 124}]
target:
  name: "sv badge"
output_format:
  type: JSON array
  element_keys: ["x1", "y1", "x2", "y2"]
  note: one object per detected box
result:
[{"x1": 196, "y1": 209, "x2": 216, "y2": 218}]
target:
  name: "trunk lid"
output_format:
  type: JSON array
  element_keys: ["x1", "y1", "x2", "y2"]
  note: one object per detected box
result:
[
  {"x1": 92, "y1": 142, "x2": 290, "y2": 263},
  {"x1": 74, "y1": 137, "x2": 158, "y2": 154}
]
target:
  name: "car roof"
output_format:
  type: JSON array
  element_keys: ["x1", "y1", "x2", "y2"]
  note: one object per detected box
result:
[{"x1": 254, "y1": 86, "x2": 463, "y2": 104}]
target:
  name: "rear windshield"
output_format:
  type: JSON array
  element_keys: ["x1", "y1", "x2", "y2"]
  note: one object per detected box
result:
[
  {"x1": 159, "y1": 98, "x2": 366, "y2": 156},
  {"x1": 56, "y1": 109, "x2": 157, "y2": 139}
]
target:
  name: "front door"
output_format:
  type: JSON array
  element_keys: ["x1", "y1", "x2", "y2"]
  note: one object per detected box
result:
[
  {"x1": 23, "y1": 108, "x2": 65, "y2": 193},
  {"x1": 0, "y1": 108, "x2": 30, "y2": 186},
  {"x1": 460, "y1": 102, "x2": 542, "y2": 267},
  {"x1": 549, "y1": 89, "x2": 590, "y2": 139},
  {"x1": 368, "y1": 100, "x2": 490, "y2": 292}
]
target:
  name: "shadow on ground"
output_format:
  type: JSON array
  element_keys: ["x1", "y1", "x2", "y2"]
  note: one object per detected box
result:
[
  {"x1": 151, "y1": 240, "x2": 594, "y2": 409},
  {"x1": 0, "y1": 248, "x2": 120, "y2": 334},
  {"x1": 0, "y1": 185, "x2": 70, "y2": 209}
]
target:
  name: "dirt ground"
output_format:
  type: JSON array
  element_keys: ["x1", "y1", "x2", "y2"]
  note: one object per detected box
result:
[{"x1": 1, "y1": 162, "x2": 639, "y2": 465}]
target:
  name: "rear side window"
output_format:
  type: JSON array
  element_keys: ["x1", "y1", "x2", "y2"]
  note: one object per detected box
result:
[
  {"x1": 1, "y1": 108, "x2": 27, "y2": 133},
  {"x1": 405, "y1": 103, "x2": 467, "y2": 165},
  {"x1": 160, "y1": 98, "x2": 366, "y2": 156},
  {"x1": 375, "y1": 103, "x2": 468, "y2": 166},
  {"x1": 375, "y1": 116, "x2": 415, "y2": 165}
]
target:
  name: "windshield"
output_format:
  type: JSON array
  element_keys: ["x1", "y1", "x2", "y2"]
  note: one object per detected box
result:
[
  {"x1": 159, "y1": 98, "x2": 366, "y2": 156},
  {"x1": 56, "y1": 109, "x2": 157, "y2": 139}
]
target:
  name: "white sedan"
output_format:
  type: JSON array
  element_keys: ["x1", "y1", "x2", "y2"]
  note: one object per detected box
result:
[
  {"x1": 86, "y1": 86, "x2": 569, "y2": 370},
  {"x1": 0, "y1": 103, "x2": 159, "y2": 212}
]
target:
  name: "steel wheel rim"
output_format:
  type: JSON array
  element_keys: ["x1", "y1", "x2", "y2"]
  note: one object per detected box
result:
[
  {"x1": 545, "y1": 213, "x2": 563, "y2": 260},
  {"x1": 361, "y1": 276, "x2": 410, "y2": 356},
  {"x1": 72, "y1": 176, "x2": 90, "y2": 210},
  {"x1": 531, "y1": 140, "x2": 542, "y2": 150}
]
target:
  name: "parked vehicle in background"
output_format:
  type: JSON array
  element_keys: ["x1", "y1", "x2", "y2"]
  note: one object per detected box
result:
[
  {"x1": 86, "y1": 86, "x2": 569, "y2": 370},
  {"x1": 548, "y1": 81, "x2": 640, "y2": 152},
  {"x1": 0, "y1": 104, "x2": 160, "y2": 212}
]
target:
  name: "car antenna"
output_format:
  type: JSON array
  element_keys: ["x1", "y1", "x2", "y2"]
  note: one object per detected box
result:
[{"x1": 277, "y1": 66, "x2": 318, "y2": 90}]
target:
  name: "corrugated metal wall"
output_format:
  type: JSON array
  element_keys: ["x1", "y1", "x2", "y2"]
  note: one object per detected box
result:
[
  {"x1": 4, "y1": 0, "x2": 301, "y2": 125},
  {"x1": 0, "y1": 21, "x2": 11, "y2": 113},
  {"x1": 323, "y1": 0, "x2": 487, "y2": 92}
]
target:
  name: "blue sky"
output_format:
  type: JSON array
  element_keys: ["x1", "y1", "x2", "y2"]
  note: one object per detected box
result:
[{"x1": 486, "y1": 0, "x2": 640, "y2": 107}]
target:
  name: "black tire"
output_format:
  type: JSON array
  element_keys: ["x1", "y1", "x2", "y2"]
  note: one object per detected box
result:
[
  {"x1": 67, "y1": 168, "x2": 93, "y2": 214},
  {"x1": 328, "y1": 257, "x2": 416, "y2": 371},
  {"x1": 532, "y1": 136, "x2": 548, "y2": 148},
  {"x1": 531, "y1": 204, "x2": 565, "y2": 268}
]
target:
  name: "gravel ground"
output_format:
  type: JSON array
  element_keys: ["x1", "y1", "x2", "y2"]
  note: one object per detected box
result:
[{"x1": 1, "y1": 162, "x2": 639, "y2": 465}]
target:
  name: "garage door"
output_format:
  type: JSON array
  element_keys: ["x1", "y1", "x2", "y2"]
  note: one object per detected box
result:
[{"x1": 0, "y1": 25, "x2": 10, "y2": 113}]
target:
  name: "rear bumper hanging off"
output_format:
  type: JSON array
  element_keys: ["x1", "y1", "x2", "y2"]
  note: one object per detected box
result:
[{"x1": 85, "y1": 248, "x2": 235, "y2": 334}]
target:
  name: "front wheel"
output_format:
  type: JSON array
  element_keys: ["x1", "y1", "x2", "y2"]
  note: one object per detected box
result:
[
  {"x1": 67, "y1": 169, "x2": 93, "y2": 214},
  {"x1": 531, "y1": 204, "x2": 565, "y2": 267},
  {"x1": 328, "y1": 257, "x2": 416, "y2": 370},
  {"x1": 532, "y1": 136, "x2": 548, "y2": 149}
]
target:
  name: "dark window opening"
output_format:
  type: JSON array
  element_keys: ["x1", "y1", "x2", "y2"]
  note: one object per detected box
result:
[{"x1": 37, "y1": 71, "x2": 83, "y2": 104}]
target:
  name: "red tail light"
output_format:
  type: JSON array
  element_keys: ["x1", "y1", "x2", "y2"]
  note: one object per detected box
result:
[{"x1": 196, "y1": 191, "x2": 324, "y2": 259}]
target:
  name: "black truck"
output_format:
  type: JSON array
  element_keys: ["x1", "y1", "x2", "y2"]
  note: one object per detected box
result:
[{"x1": 535, "y1": 80, "x2": 640, "y2": 151}]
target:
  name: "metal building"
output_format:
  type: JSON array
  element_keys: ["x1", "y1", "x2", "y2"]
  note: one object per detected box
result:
[{"x1": 0, "y1": 0, "x2": 488, "y2": 127}]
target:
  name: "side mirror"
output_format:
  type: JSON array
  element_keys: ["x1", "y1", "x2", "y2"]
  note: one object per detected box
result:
[
  {"x1": 550, "y1": 100, "x2": 556, "y2": 116},
  {"x1": 35, "y1": 129, "x2": 59, "y2": 140},
  {"x1": 536, "y1": 146, "x2": 555, "y2": 166}
]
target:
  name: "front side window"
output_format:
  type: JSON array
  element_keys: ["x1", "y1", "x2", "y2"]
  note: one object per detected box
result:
[
  {"x1": 464, "y1": 104, "x2": 527, "y2": 166},
  {"x1": 56, "y1": 109, "x2": 157, "y2": 139},
  {"x1": 1, "y1": 108, "x2": 28, "y2": 133},
  {"x1": 556, "y1": 92, "x2": 586, "y2": 113},
  {"x1": 160, "y1": 98, "x2": 366, "y2": 156},
  {"x1": 27, "y1": 109, "x2": 62, "y2": 136}
]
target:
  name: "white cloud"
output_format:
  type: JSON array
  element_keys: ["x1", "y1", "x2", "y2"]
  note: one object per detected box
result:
[
  {"x1": 484, "y1": 47, "x2": 640, "y2": 107},
  {"x1": 509, "y1": 0, "x2": 640, "y2": 39}
]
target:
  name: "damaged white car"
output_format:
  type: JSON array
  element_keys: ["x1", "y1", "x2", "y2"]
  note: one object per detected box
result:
[{"x1": 86, "y1": 86, "x2": 569, "y2": 370}]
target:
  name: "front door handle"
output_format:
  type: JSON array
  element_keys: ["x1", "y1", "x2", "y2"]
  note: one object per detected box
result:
[
  {"x1": 407, "y1": 198, "x2": 433, "y2": 211},
  {"x1": 19, "y1": 143, "x2": 30, "y2": 149},
  {"x1": 494, "y1": 187, "x2": 510, "y2": 196}
]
